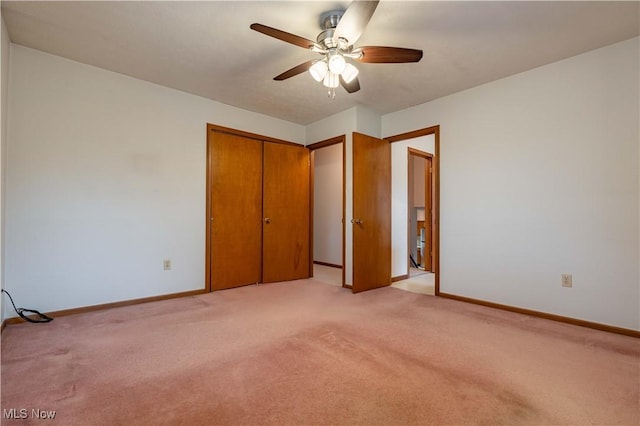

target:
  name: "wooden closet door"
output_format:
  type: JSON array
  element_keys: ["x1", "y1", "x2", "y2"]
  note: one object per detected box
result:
[
  {"x1": 210, "y1": 132, "x2": 263, "y2": 290},
  {"x1": 262, "y1": 142, "x2": 310, "y2": 283}
]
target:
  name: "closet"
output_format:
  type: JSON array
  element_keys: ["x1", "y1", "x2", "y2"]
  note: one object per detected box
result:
[{"x1": 206, "y1": 125, "x2": 310, "y2": 291}]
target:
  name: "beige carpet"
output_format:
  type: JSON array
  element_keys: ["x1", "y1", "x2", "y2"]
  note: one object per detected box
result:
[{"x1": 1, "y1": 279, "x2": 638, "y2": 425}]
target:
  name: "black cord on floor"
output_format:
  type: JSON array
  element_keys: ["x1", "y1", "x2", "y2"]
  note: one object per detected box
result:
[{"x1": 1, "y1": 289, "x2": 53, "y2": 323}]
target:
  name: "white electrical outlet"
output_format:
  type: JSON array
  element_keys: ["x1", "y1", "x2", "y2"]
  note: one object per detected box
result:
[
  {"x1": 561, "y1": 274, "x2": 572, "y2": 288},
  {"x1": 163, "y1": 259, "x2": 171, "y2": 271}
]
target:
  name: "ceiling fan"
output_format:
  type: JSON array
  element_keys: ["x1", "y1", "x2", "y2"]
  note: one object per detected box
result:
[{"x1": 250, "y1": 0, "x2": 423, "y2": 98}]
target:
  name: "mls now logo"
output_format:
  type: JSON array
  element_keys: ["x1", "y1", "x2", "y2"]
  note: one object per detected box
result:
[{"x1": 3, "y1": 408, "x2": 57, "y2": 419}]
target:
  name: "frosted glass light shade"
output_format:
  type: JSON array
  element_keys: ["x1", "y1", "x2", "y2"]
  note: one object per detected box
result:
[
  {"x1": 309, "y1": 61, "x2": 328, "y2": 82},
  {"x1": 341, "y1": 63, "x2": 359, "y2": 83},
  {"x1": 323, "y1": 72, "x2": 339, "y2": 88},
  {"x1": 328, "y1": 54, "x2": 346, "y2": 74}
]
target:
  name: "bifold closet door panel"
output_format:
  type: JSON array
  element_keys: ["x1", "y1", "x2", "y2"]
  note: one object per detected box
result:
[
  {"x1": 210, "y1": 132, "x2": 263, "y2": 290},
  {"x1": 262, "y1": 142, "x2": 310, "y2": 283}
]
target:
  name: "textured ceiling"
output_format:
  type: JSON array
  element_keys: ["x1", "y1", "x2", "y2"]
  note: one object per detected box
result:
[{"x1": 2, "y1": 1, "x2": 639, "y2": 125}]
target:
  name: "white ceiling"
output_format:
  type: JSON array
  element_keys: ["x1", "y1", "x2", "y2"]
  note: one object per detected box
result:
[{"x1": 2, "y1": 1, "x2": 638, "y2": 125}]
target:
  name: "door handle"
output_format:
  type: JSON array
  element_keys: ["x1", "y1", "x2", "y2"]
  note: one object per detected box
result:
[
  {"x1": 264, "y1": 217, "x2": 271, "y2": 224},
  {"x1": 351, "y1": 219, "x2": 363, "y2": 225}
]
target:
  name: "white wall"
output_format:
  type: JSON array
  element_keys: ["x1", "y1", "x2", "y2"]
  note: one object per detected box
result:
[
  {"x1": 356, "y1": 106, "x2": 381, "y2": 139},
  {"x1": 4, "y1": 45, "x2": 304, "y2": 315},
  {"x1": 383, "y1": 37, "x2": 640, "y2": 330},
  {"x1": 391, "y1": 136, "x2": 434, "y2": 278},
  {"x1": 313, "y1": 143, "x2": 343, "y2": 266},
  {"x1": 0, "y1": 13, "x2": 10, "y2": 321}
]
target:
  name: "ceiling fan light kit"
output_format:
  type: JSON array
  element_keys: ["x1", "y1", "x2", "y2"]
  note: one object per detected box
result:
[
  {"x1": 250, "y1": 0, "x2": 423, "y2": 99},
  {"x1": 309, "y1": 60, "x2": 328, "y2": 82},
  {"x1": 328, "y1": 53, "x2": 346, "y2": 74},
  {"x1": 341, "y1": 63, "x2": 359, "y2": 84},
  {"x1": 323, "y1": 71, "x2": 340, "y2": 90},
  {"x1": 310, "y1": 54, "x2": 360, "y2": 98}
]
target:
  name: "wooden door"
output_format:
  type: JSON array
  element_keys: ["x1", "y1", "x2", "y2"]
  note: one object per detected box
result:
[
  {"x1": 209, "y1": 131, "x2": 263, "y2": 290},
  {"x1": 424, "y1": 156, "x2": 433, "y2": 271},
  {"x1": 352, "y1": 132, "x2": 391, "y2": 293},
  {"x1": 262, "y1": 142, "x2": 310, "y2": 283}
]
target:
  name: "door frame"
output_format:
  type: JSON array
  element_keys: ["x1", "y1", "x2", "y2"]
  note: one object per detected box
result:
[
  {"x1": 386, "y1": 125, "x2": 441, "y2": 295},
  {"x1": 307, "y1": 135, "x2": 346, "y2": 287},
  {"x1": 205, "y1": 123, "x2": 306, "y2": 292},
  {"x1": 407, "y1": 148, "x2": 434, "y2": 273}
]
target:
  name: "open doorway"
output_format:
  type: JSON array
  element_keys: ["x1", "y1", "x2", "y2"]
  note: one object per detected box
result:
[
  {"x1": 387, "y1": 126, "x2": 440, "y2": 295},
  {"x1": 408, "y1": 149, "x2": 433, "y2": 277},
  {"x1": 308, "y1": 136, "x2": 345, "y2": 287}
]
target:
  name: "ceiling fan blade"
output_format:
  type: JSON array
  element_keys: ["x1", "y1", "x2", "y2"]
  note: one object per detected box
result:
[
  {"x1": 333, "y1": 0, "x2": 379, "y2": 45},
  {"x1": 250, "y1": 23, "x2": 317, "y2": 50},
  {"x1": 340, "y1": 75, "x2": 361, "y2": 93},
  {"x1": 356, "y1": 46, "x2": 423, "y2": 63},
  {"x1": 274, "y1": 60, "x2": 315, "y2": 81}
]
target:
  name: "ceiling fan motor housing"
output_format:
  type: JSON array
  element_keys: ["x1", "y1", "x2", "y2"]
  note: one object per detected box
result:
[
  {"x1": 318, "y1": 10, "x2": 345, "y2": 48},
  {"x1": 320, "y1": 10, "x2": 344, "y2": 29}
]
